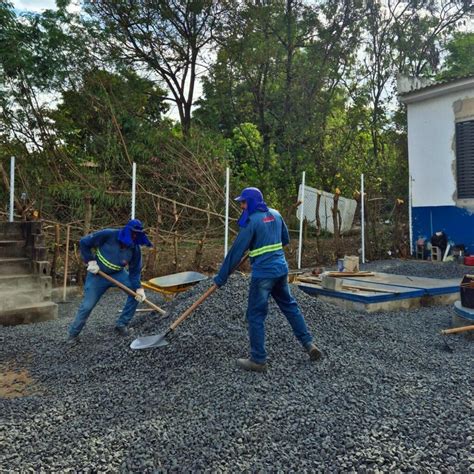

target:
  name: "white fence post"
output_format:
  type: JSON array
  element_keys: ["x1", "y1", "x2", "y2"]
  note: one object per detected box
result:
[
  {"x1": 224, "y1": 167, "x2": 230, "y2": 256},
  {"x1": 9, "y1": 156, "x2": 15, "y2": 222},
  {"x1": 361, "y1": 173, "x2": 365, "y2": 264},
  {"x1": 131, "y1": 162, "x2": 136, "y2": 220},
  {"x1": 297, "y1": 171, "x2": 306, "y2": 269}
]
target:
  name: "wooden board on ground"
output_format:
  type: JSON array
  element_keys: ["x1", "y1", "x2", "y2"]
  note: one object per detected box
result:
[{"x1": 326, "y1": 271, "x2": 375, "y2": 277}]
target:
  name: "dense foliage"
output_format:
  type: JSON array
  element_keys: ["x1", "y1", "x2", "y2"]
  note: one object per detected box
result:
[{"x1": 0, "y1": 0, "x2": 472, "y2": 241}]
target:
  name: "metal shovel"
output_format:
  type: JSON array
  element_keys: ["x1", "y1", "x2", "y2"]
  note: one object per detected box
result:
[
  {"x1": 130, "y1": 254, "x2": 249, "y2": 350},
  {"x1": 130, "y1": 283, "x2": 218, "y2": 349}
]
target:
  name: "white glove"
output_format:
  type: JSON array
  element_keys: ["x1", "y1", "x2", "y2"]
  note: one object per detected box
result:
[
  {"x1": 135, "y1": 288, "x2": 146, "y2": 303},
  {"x1": 87, "y1": 260, "x2": 100, "y2": 274}
]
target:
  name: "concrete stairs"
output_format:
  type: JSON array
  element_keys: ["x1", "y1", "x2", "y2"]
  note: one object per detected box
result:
[{"x1": 0, "y1": 222, "x2": 58, "y2": 326}]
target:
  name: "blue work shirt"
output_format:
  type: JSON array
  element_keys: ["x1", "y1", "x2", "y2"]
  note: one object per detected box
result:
[
  {"x1": 80, "y1": 229, "x2": 142, "y2": 290},
  {"x1": 214, "y1": 208, "x2": 289, "y2": 287}
]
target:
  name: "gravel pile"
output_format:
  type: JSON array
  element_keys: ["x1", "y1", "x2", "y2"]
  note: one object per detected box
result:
[
  {"x1": 362, "y1": 259, "x2": 468, "y2": 279},
  {"x1": 1, "y1": 261, "x2": 473, "y2": 472}
]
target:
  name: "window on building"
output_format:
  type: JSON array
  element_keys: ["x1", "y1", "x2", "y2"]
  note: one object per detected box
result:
[{"x1": 456, "y1": 119, "x2": 474, "y2": 199}]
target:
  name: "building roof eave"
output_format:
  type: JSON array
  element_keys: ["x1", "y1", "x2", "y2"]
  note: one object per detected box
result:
[{"x1": 399, "y1": 76, "x2": 474, "y2": 104}]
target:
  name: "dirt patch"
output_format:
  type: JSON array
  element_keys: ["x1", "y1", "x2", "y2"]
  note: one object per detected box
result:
[{"x1": 0, "y1": 363, "x2": 42, "y2": 399}]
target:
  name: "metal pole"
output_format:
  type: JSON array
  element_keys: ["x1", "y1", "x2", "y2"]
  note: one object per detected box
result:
[
  {"x1": 408, "y1": 175, "x2": 413, "y2": 256},
  {"x1": 361, "y1": 173, "x2": 365, "y2": 264},
  {"x1": 63, "y1": 224, "x2": 71, "y2": 302},
  {"x1": 224, "y1": 167, "x2": 230, "y2": 256},
  {"x1": 9, "y1": 156, "x2": 15, "y2": 222},
  {"x1": 131, "y1": 162, "x2": 136, "y2": 220},
  {"x1": 297, "y1": 171, "x2": 306, "y2": 269}
]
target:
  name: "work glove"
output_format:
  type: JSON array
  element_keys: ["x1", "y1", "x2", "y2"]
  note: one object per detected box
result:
[
  {"x1": 87, "y1": 260, "x2": 100, "y2": 274},
  {"x1": 135, "y1": 288, "x2": 146, "y2": 303}
]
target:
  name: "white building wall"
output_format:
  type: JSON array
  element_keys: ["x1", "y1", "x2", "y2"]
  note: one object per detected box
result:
[{"x1": 407, "y1": 91, "x2": 473, "y2": 208}]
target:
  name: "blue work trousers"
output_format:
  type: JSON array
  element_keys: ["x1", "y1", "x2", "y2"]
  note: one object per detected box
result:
[
  {"x1": 247, "y1": 274, "x2": 313, "y2": 363},
  {"x1": 69, "y1": 271, "x2": 139, "y2": 337}
]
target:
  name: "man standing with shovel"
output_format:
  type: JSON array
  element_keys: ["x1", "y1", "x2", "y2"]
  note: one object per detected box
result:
[
  {"x1": 67, "y1": 219, "x2": 152, "y2": 343},
  {"x1": 214, "y1": 187, "x2": 322, "y2": 372}
]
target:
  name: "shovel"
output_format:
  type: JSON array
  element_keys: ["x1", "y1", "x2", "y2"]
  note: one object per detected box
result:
[
  {"x1": 97, "y1": 270, "x2": 166, "y2": 316},
  {"x1": 130, "y1": 254, "x2": 249, "y2": 350},
  {"x1": 440, "y1": 325, "x2": 474, "y2": 352}
]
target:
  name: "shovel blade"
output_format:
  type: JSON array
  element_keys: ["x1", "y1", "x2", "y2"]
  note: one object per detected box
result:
[{"x1": 130, "y1": 334, "x2": 169, "y2": 350}]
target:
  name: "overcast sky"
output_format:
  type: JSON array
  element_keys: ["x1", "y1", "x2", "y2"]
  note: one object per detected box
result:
[{"x1": 13, "y1": 0, "x2": 81, "y2": 12}]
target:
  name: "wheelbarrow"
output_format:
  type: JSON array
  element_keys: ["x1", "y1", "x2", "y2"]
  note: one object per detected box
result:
[{"x1": 142, "y1": 271, "x2": 208, "y2": 299}]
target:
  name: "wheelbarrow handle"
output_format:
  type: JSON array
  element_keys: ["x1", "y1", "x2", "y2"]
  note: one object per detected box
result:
[{"x1": 97, "y1": 270, "x2": 166, "y2": 315}]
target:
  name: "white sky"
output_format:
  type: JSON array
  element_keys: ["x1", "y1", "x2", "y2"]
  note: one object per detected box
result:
[{"x1": 13, "y1": 0, "x2": 81, "y2": 13}]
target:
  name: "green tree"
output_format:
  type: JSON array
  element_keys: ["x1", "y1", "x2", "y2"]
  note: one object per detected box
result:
[
  {"x1": 438, "y1": 32, "x2": 474, "y2": 80},
  {"x1": 86, "y1": 0, "x2": 226, "y2": 137}
]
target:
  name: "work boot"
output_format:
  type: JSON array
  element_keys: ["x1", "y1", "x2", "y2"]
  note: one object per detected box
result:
[
  {"x1": 305, "y1": 343, "x2": 323, "y2": 361},
  {"x1": 66, "y1": 335, "x2": 80, "y2": 345},
  {"x1": 237, "y1": 358, "x2": 267, "y2": 373},
  {"x1": 114, "y1": 326, "x2": 130, "y2": 337}
]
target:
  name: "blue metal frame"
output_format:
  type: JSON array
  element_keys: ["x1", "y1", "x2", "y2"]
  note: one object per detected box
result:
[{"x1": 297, "y1": 278, "x2": 459, "y2": 303}]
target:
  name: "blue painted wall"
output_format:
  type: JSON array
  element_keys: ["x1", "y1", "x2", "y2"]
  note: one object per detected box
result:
[{"x1": 412, "y1": 206, "x2": 474, "y2": 254}]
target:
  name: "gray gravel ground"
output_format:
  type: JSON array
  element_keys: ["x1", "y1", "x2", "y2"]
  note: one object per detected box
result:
[
  {"x1": 1, "y1": 260, "x2": 473, "y2": 472},
  {"x1": 362, "y1": 259, "x2": 470, "y2": 279}
]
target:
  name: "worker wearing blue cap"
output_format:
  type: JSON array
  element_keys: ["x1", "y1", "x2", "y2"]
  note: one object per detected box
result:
[
  {"x1": 67, "y1": 219, "x2": 152, "y2": 343},
  {"x1": 214, "y1": 187, "x2": 322, "y2": 372}
]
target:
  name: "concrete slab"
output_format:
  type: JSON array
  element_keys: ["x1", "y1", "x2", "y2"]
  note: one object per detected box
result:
[
  {"x1": 296, "y1": 272, "x2": 461, "y2": 313},
  {"x1": 344, "y1": 273, "x2": 461, "y2": 295}
]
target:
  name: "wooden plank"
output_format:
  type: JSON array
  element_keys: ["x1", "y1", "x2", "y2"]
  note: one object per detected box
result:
[
  {"x1": 297, "y1": 276, "x2": 322, "y2": 284},
  {"x1": 327, "y1": 271, "x2": 375, "y2": 277}
]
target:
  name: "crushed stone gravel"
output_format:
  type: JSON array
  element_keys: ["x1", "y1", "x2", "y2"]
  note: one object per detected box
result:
[{"x1": 1, "y1": 260, "x2": 472, "y2": 472}]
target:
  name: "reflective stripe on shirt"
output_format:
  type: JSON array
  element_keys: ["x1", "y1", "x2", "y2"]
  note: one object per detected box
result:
[
  {"x1": 248, "y1": 242, "x2": 283, "y2": 258},
  {"x1": 96, "y1": 249, "x2": 122, "y2": 271}
]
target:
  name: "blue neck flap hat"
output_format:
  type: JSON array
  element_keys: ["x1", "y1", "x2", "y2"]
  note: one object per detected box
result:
[
  {"x1": 118, "y1": 219, "x2": 152, "y2": 247},
  {"x1": 234, "y1": 187, "x2": 269, "y2": 227}
]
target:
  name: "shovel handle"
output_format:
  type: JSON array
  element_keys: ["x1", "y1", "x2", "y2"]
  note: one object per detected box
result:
[
  {"x1": 170, "y1": 284, "x2": 218, "y2": 331},
  {"x1": 441, "y1": 325, "x2": 474, "y2": 335},
  {"x1": 97, "y1": 270, "x2": 166, "y2": 315},
  {"x1": 169, "y1": 253, "x2": 249, "y2": 332}
]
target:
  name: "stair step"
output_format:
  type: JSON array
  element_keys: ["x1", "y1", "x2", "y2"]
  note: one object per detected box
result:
[
  {"x1": 0, "y1": 240, "x2": 27, "y2": 258},
  {"x1": 0, "y1": 240, "x2": 26, "y2": 245},
  {"x1": 0, "y1": 274, "x2": 52, "y2": 293},
  {"x1": 0, "y1": 301, "x2": 58, "y2": 326},
  {"x1": 0, "y1": 257, "x2": 32, "y2": 275},
  {"x1": 0, "y1": 288, "x2": 50, "y2": 312}
]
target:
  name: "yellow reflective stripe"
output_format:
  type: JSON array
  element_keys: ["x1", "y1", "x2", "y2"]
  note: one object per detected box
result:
[
  {"x1": 249, "y1": 243, "x2": 283, "y2": 258},
  {"x1": 96, "y1": 250, "x2": 122, "y2": 271}
]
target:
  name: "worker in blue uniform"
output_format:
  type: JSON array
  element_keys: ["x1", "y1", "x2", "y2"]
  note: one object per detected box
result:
[
  {"x1": 67, "y1": 219, "x2": 152, "y2": 343},
  {"x1": 214, "y1": 187, "x2": 322, "y2": 372}
]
